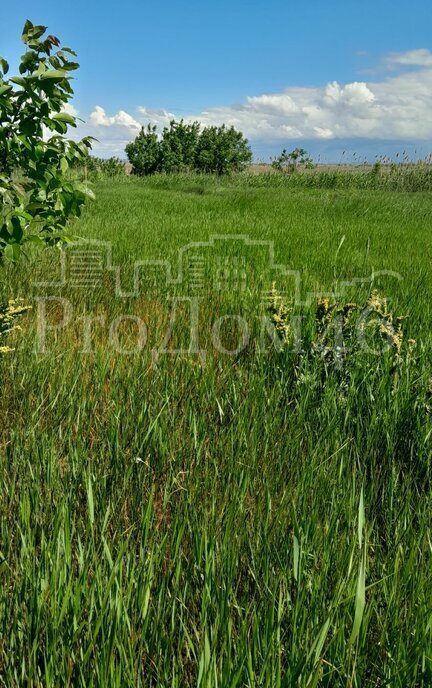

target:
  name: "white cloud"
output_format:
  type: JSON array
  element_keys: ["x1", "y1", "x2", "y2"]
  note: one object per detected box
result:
[
  {"x1": 384, "y1": 49, "x2": 432, "y2": 68},
  {"x1": 70, "y1": 49, "x2": 432, "y2": 157},
  {"x1": 247, "y1": 93, "x2": 299, "y2": 115},
  {"x1": 89, "y1": 105, "x2": 141, "y2": 129},
  {"x1": 313, "y1": 127, "x2": 334, "y2": 139}
]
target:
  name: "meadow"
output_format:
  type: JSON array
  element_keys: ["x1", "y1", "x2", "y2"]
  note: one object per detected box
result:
[{"x1": 1, "y1": 173, "x2": 432, "y2": 686}]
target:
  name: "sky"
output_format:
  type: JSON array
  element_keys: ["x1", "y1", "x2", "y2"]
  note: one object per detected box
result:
[{"x1": 2, "y1": 0, "x2": 432, "y2": 161}]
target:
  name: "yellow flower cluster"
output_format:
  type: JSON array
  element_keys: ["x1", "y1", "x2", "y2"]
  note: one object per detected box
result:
[
  {"x1": 316, "y1": 297, "x2": 336, "y2": 325},
  {"x1": 379, "y1": 321, "x2": 403, "y2": 353},
  {"x1": 367, "y1": 289, "x2": 389, "y2": 317},
  {"x1": 368, "y1": 290, "x2": 407, "y2": 353},
  {"x1": 0, "y1": 298, "x2": 32, "y2": 354},
  {"x1": 268, "y1": 283, "x2": 291, "y2": 343}
]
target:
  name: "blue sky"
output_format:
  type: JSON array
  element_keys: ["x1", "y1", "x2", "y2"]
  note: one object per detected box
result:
[{"x1": 2, "y1": 0, "x2": 432, "y2": 160}]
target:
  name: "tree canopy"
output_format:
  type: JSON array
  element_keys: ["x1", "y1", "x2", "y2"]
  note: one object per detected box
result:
[{"x1": 126, "y1": 120, "x2": 252, "y2": 176}]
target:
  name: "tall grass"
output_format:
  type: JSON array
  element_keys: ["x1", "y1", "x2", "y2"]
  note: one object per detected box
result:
[
  {"x1": 71, "y1": 158, "x2": 432, "y2": 192},
  {"x1": 138, "y1": 163, "x2": 432, "y2": 192},
  {"x1": 0, "y1": 176, "x2": 431, "y2": 685},
  {"x1": 242, "y1": 163, "x2": 432, "y2": 192}
]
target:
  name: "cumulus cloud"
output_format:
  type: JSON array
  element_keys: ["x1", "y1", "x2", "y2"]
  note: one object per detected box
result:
[
  {"x1": 89, "y1": 105, "x2": 141, "y2": 130},
  {"x1": 70, "y1": 49, "x2": 432, "y2": 157}
]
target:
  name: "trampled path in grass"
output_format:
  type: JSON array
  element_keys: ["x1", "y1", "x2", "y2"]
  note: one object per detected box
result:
[{"x1": 1, "y1": 176, "x2": 431, "y2": 686}]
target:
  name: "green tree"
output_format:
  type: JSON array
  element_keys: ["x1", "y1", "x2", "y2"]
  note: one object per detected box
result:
[
  {"x1": 160, "y1": 119, "x2": 200, "y2": 173},
  {"x1": 0, "y1": 20, "x2": 94, "y2": 260},
  {"x1": 271, "y1": 147, "x2": 314, "y2": 173},
  {"x1": 125, "y1": 121, "x2": 252, "y2": 176},
  {"x1": 125, "y1": 124, "x2": 161, "y2": 176},
  {"x1": 194, "y1": 125, "x2": 252, "y2": 175}
]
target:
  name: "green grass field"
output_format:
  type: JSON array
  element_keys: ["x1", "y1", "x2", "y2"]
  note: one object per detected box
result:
[{"x1": 1, "y1": 175, "x2": 432, "y2": 686}]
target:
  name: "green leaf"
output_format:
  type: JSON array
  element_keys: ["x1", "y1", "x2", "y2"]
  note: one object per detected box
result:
[
  {"x1": 293, "y1": 534, "x2": 300, "y2": 581},
  {"x1": 52, "y1": 120, "x2": 68, "y2": 134},
  {"x1": 19, "y1": 51, "x2": 37, "y2": 74},
  {"x1": 14, "y1": 210, "x2": 32, "y2": 221},
  {"x1": 358, "y1": 486, "x2": 364, "y2": 548},
  {"x1": 35, "y1": 62, "x2": 47, "y2": 77},
  {"x1": 10, "y1": 76, "x2": 27, "y2": 87},
  {"x1": 350, "y1": 550, "x2": 366, "y2": 644},
  {"x1": 21, "y1": 20, "x2": 33, "y2": 42},
  {"x1": 0, "y1": 57, "x2": 9, "y2": 75},
  {"x1": 61, "y1": 47, "x2": 78, "y2": 57},
  {"x1": 4, "y1": 244, "x2": 14, "y2": 260},
  {"x1": 87, "y1": 475, "x2": 94, "y2": 526},
  {"x1": 39, "y1": 69, "x2": 68, "y2": 81},
  {"x1": 75, "y1": 183, "x2": 96, "y2": 200},
  {"x1": 20, "y1": 119, "x2": 38, "y2": 137},
  {"x1": 52, "y1": 112, "x2": 76, "y2": 125},
  {"x1": 0, "y1": 84, "x2": 12, "y2": 96},
  {"x1": 11, "y1": 217, "x2": 24, "y2": 243},
  {"x1": 4, "y1": 243, "x2": 21, "y2": 261},
  {"x1": 60, "y1": 157, "x2": 69, "y2": 174},
  {"x1": 0, "y1": 224, "x2": 10, "y2": 241},
  {"x1": 306, "y1": 616, "x2": 331, "y2": 670},
  {"x1": 25, "y1": 235, "x2": 44, "y2": 245},
  {"x1": 62, "y1": 61, "x2": 80, "y2": 71},
  {"x1": 28, "y1": 25, "x2": 47, "y2": 41}
]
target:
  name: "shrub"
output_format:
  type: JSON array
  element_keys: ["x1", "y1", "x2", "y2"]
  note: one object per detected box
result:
[
  {"x1": 271, "y1": 147, "x2": 314, "y2": 173},
  {"x1": 125, "y1": 124, "x2": 161, "y2": 176},
  {"x1": 194, "y1": 124, "x2": 252, "y2": 175},
  {"x1": 159, "y1": 120, "x2": 200, "y2": 173},
  {"x1": 125, "y1": 121, "x2": 252, "y2": 175}
]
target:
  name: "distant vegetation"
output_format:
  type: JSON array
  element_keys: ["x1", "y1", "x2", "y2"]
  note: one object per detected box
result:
[
  {"x1": 247, "y1": 162, "x2": 432, "y2": 192},
  {"x1": 74, "y1": 154, "x2": 126, "y2": 180},
  {"x1": 74, "y1": 154, "x2": 432, "y2": 192},
  {"x1": 271, "y1": 147, "x2": 314, "y2": 172},
  {"x1": 125, "y1": 119, "x2": 252, "y2": 175}
]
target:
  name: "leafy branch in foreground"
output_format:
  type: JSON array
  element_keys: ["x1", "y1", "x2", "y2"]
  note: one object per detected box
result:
[{"x1": 0, "y1": 20, "x2": 94, "y2": 260}]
